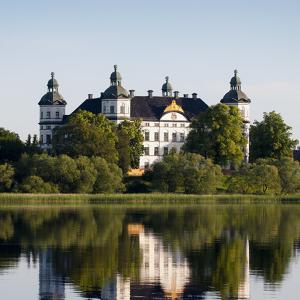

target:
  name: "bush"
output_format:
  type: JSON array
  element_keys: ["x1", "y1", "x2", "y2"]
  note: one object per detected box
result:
[
  {"x1": 0, "y1": 163, "x2": 15, "y2": 192},
  {"x1": 19, "y1": 176, "x2": 59, "y2": 193},
  {"x1": 146, "y1": 152, "x2": 223, "y2": 194}
]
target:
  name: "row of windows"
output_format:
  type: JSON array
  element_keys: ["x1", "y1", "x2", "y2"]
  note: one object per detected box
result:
[
  {"x1": 143, "y1": 146, "x2": 178, "y2": 156},
  {"x1": 103, "y1": 104, "x2": 126, "y2": 114},
  {"x1": 40, "y1": 125, "x2": 52, "y2": 130},
  {"x1": 40, "y1": 134, "x2": 51, "y2": 144},
  {"x1": 41, "y1": 111, "x2": 60, "y2": 119},
  {"x1": 144, "y1": 131, "x2": 185, "y2": 142},
  {"x1": 144, "y1": 122, "x2": 186, "y2": 128}
]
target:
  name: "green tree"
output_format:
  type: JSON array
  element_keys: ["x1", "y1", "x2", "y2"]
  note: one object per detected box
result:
[
  {"x1": 183, "y1": 104, "x2": 246, "y2": 167},
  {"x1": 0, "y1": 163, "x2": 15, "y2": 192},
  {"x1": 273, "y1": 157, "x2": 300, "y2": 194},
  {"x1": 19, "y1": 176, "x2": 59, "y2": 193},
  {"x1": 52, "y1": 110, "x2": 118, "y2": 163},
  {"x1": 91, "y1": 157, "x2": 124, "y2": 193},
  {"x1": 116, "y1": 128, "x2": 131, "y2": 173},
  {"x1": 0, "y1": 128, "x2": 25, "y2": 162},
  {"x1": 117, "y1": 120, "x2": 143, "y2": 168},
  {"x1": 147, "y1": 152, "x2": 222, "y2": 194},
  {"x1": 250, "y1": 160, "x2": 281, "y2": 194},
  {"x1": 250, "y1": 111, "x2": 298, "y2": 162},
  {"x1": 25, "y1": 134, "x2": 41, "y2": 155}
]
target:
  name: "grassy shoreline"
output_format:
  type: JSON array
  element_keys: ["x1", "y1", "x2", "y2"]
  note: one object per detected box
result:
[{"x1": 0, "y1": 193, "x2": 300, "y2": 205}]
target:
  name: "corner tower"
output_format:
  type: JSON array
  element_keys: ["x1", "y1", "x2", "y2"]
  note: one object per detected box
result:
[
  {"x1": 221, "y1": 70, "x2": 251, "y2": 162},
  {"x1": 38, "y1": 72, "x2": 67, "y2": 149},
  {"x1": 101, "y1": 65, "x2": 131, "y2": 123}
]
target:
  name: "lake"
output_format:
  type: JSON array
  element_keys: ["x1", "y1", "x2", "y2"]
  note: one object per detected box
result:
[{"x1": 0, "y1": 204, "x2": 299, "y2": 299}]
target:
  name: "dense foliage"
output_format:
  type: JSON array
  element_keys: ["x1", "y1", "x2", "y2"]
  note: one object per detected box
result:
[
  {"x1": 227, "y1": 157, "x2": 300, "y2": 194},
  {"x1": 52, "y1": 110, "x2": 143, "y2": 172},
  {"x1": 250, "y1": 111, "x2": 298, "y2": 162},
  {"x1": 15, "y1": 153, "x2": 124, "y2": 193},
  {"x1": 145, "y1": 152, "x2": 223, "y2": 194},
  {"x1": 183, "y1": 104, "x2": 246, "y2": 167},
  {"x1": 0, "y1": 128, "x2": 25, "y2": 162}
]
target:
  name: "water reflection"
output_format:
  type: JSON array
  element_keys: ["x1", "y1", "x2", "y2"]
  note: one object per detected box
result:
[{"x1": 0, "y1": 205, "x2": 299, "y2": 299}]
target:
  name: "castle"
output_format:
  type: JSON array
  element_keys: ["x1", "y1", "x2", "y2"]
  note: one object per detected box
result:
[{"x1": 38, "y1": 66, "x2": 251, "y2": 167}]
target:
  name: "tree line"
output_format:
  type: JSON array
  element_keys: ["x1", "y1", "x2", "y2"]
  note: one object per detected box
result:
[{"x1": 0, "y1": 104, "x2": 299, "y2": 194}]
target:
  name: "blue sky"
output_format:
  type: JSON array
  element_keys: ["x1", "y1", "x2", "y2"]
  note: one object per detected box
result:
[{"x1": 1, "y1": 0, "x2": 300, "y2": 140}]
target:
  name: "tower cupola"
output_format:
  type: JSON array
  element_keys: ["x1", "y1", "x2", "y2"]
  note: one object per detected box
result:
[
  {"x1": 47, "y1": 72, "x2": 59, "y2": 92},
  {"x1": 230, "y1": 69, "x2": 242, "y2": 91},
  {"x1": 110, "y1": 65, "x2": 122, "y2": 86},
  {"x1": 162, "y1": 76, "x2": 173, "y2": 97}
]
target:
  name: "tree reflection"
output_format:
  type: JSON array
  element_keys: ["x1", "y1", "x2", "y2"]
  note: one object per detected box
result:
[{"x1": 0, "y1": 205, "x2": 299, "y2": 299}]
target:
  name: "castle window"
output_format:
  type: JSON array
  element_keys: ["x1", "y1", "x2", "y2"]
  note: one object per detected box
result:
[
  {"x1": 120, "y1": 103, "x2": 125, "y2": 114},
  {"x1": 144, "y1": 147, "x2": 149, "y2": 156},
  {"x1": 172, "y1": 132, "x2": 177, "y2": 142},
  {"x1": 154, "y1": 132, "x2": 159, "y2": 141},
  {"x1": 154, "y1": 123, "x2": 159, "y2": 127},
  {"x1": 56, "y1": 111, "x2": 59, "y2": 119},
  {"x1": 46, "y1": 125, "x2": 51, "y2": 130},
  {"x1": 145, "y1": 122, "x2": 150, "y2": 127},
  {"x1": 164, "y1": 132, "x2": 169, "y2": 142},
  {"x1": 180, "y1": 133, "x2": 185, "y2": 142},
  {"x1": 46, "y1": 112, "x2": 50, "y2": 119},
  {"x1": 144, "y1": 131, "x2": 150, "y2": 141},
  {"x1": 154, "y1": 147, "x2": 159, "y2": 156},
  {"x1": 164, "y1": 123, "x2": 169, "y2": 127},
  {"x1": 46, "y1": 134, "x2": 51, "y2": 144},
  {"x1": 40, "y1": 112, "x2": 43, "y2": 119},
  {"x1": 110, "y1": 106, "x2": 114, "y2": 114},
  {"x1": 172, "y1": 123, "x2": 177, "y2": 127},
  {"x1": 180, "y1": 123, "x2": 185, "y2": 127},
  {"x1": 163, "y1": 147, "x2": 168, "y2": 155}
]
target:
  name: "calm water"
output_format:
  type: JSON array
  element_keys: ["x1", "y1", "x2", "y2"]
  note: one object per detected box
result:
[{"x1": 0, "y1": 204, "x2": 300, "y2": 299}]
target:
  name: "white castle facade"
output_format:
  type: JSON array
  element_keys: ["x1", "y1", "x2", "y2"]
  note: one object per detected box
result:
[{"x1": 38, "y1": 66, "x2": 251, "y2": 167}]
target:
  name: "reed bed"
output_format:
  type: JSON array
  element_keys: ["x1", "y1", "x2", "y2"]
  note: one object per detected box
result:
[{"x1": 0, "y1": 193, "x2": 297, "y2": 206}]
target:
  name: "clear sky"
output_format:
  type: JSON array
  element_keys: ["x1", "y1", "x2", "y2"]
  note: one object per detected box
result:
[{"x1": 1, "y1": 0, "x2": 300, "y2": 140}]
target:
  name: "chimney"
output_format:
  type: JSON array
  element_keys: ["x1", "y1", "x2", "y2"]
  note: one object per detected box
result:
[
  {"x1": 174, "y1": 91, "x2": 179, "y2": 98},
  {"x1": 192, "y1": 93, "x2": 197, "y2": 100},
  {"x1": 129, "y1": 90, "x2": 135, "y2": 97},
  {"x1": 147, "y1": 90, "x2": 153, "y2": 98},
  {"x1": 183, "y1": 94, "x2": 189, "y2": 98},
  {"x1": 88, "y1": 94, "x2": 93, "y2": 99}
]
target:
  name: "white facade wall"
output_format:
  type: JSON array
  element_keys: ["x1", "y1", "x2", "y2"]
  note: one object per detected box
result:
[
  {"x1": 140, "y1": 112, "x2": 190, "y2": 168},
  {"x1": 39, "y1": 105, "x2": 65, "y2": 150},
  {"x1": 102, "y1": 98, "x2": 131, "y2": 121}
]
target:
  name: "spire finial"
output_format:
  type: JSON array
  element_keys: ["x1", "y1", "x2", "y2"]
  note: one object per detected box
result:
[
  {"x1": 51, "y1": 72, "x2": 55, "y2": 79},
  {"x1": 114, "y1": 65, "x2": 118, "y2": 72},
  {"x1": 234, "y1": 69, "x2": 238, "y2": 76},
  {"x1": 165, "y1": 76, "x2": 169, "y2": 83}
]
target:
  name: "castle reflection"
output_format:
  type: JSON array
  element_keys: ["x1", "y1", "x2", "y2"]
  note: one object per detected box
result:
[{"x1": 0, "y1": 206, "x2": 299, "y2": 299}]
